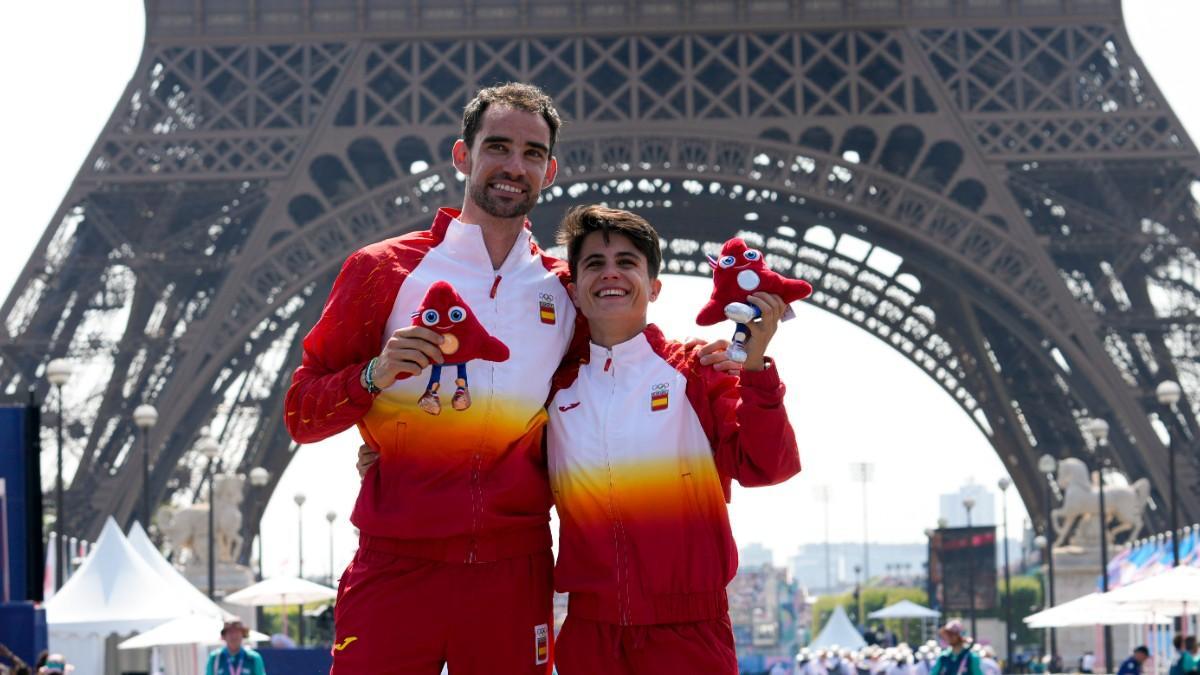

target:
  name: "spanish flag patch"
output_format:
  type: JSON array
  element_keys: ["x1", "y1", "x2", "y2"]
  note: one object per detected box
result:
[
  {"x1": 535, "y1": 623, "x2": 549, "y2": 665},
  {"x1": 538, "y1": 293, "x2": 556, "y2": 325},
  {"x1": 650, "y1": 383, "x2": 669, "y2": 412}
]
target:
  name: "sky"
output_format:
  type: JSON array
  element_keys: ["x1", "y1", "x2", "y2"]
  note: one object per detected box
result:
[{"x1": 2, "y1": 1, "x2": 1197, "y2": 582}]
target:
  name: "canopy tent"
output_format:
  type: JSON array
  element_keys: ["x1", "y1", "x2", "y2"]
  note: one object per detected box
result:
[
  {"x1": 126, "y1": 522, "x2": 247, "y2": 675},
  {"x1": 45, "y1": 518, "x2": 197, "y2": 675},
  {"x1": 118, "y1": 615, "x2": 268, "y2": 649},
  {"x1": 224, "y1": 576, "x2": 337, "y2": 606},
  {"x1": 126, "y1": 521, "x2": 228, "y2": 617},
  {"x1": 868, "y1": 600, "x2": 940, "y2": 620},
  {"x1": 1024, "y1": 592, "x2": 1170, "y2": 628},
  {"x1": 1105, "y1": 565, "x2": 1200, "y2": 616},
  {"x1": 809, "y1": 605, "x2": 867, "y2": 650}
]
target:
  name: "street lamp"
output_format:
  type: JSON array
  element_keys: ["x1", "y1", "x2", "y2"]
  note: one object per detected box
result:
[
  {"x1": 248, "y1": 467, "x2": 270, "y2": 580},
  {"x1": 850, "y1": 462, "x2": 874, "y2": 582},
  {"x1": 195, "y1": 429, "x2": 220, "y2": 599},
  {"x1": 998, "y1": 477, "x2": 1013, "y2": 672},
  {"x1": 963, "y1": 495, "x2": 977, "y2": 639},
  {"x1": 1156, "y1": 380, "x2": 1183, "y2": 567},
  {"x1": 294, "y1": 492, "x2": 306, "y2": 646},
  {"x1": 1033, "y1": 534, "x2": 1051, "y2": 660},
  {"x1": 853, "y1": 564, "x2": 863, "y2": 627},
  {"x1": 132, "y1": 404, "x2": 158, "y2": 528},
  {"x1": 815, "y1": 484, "x2": 833, "y2": 592},
  {"x1": 1084, "y1": 417, "x2": 1113, "y2": 672},
  {"x1": 45, "y1": 358, "x2": 72, "y2": 590},
  {"x1": 325, "y1": 510, "x2": 336, "y2": 587},
  {"x1": 1036, "y1": 453, "x2": 1058, "y2": 661},
  {"x1": 923, "y1": 528, "x2": 936, "y2": 612}
]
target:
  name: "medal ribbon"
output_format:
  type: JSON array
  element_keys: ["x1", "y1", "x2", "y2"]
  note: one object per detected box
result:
[{"x1": 223, "y1": 649, "x2": 245, "y2": 675}]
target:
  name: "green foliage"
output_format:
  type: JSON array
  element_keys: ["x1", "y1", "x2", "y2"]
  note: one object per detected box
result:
[
  {"x1": 990, "y1": 575, "x2": 1043, "y2": 647},
  {"x1": 809, "y1": 576, "x2": 1044, "y2": 648},
  {"x1": 811, "y1": 587, "x2": 930, "y2": 645}
]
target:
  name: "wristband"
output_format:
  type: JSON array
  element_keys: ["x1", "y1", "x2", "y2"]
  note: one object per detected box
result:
[{"x1": 362, "y1": 358, "x2": 383, "y2": 394}]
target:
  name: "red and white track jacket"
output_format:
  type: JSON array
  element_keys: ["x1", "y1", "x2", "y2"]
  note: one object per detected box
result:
[
  {"x1": 285, "y1": 208, "x2": 582, "y2": 556},
  {"x1": 546, "y1": 324, "x2": 800, "y2": 625}
]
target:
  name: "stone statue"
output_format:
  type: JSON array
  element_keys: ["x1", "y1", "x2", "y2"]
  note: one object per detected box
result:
[
  {"x1": 158, "y1": 473, "x2": 254, "y2": 593},
  {"x1": 1051, "y1": 456, "x2": 1152, "y2": 547}
]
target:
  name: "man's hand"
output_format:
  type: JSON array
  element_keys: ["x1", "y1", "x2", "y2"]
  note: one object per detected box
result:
[
  {"x1": 357, "y1": 444, "x2": 379, "y2": 479},
  {"x1": 372, "y1": 326, "x2": 445, "y2": 387},
  {"x1": 740, "y1": 292, "x2": 788, "y2": 372},
  {"x1": 688, "y1": 338, "x2": 741, "y2": 374}
]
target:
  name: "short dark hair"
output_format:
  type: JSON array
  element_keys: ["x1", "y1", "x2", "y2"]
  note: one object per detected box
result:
[
  {"x1": 462, "y1": 83, "x2": 562, "y2": 155},
  {"x1": 557, "y1": 205, "x2": 662, "y2": 281},
  {"x1": 1135, "y1": 646, "x2": 1150, "y2": 656}
]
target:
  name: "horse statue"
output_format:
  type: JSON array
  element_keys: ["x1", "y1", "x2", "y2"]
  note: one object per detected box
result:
[
  {"x1": 1051, "y1": 456, "x2": 1152, "y2": 547},
  {"x1": 159, "y1": 473, "x2": 246, "y2": 567}
]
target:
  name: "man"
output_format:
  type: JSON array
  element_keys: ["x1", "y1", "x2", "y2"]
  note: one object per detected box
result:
[
  {"x1": 1081, "y1": 651, "x2": 1096, "y2": 674},
  {"x1": 929, "y1": 621, "x2": 982, "y2": 675},
  {"x1": 1117, "y1": 646, "x2": 1150, "y2": 675},
  {"x1": 289, "y1": 85, "x2": 729, "y2": 673},
  {"x1": 545, "y1": 206, "x2": 801, "y2": 673},
  {"x1": 206, "y1": 621, "x2": 266, "y2": 675},
  {"x1": 1171, "y1": 636, "x2": 1198, "y2": 675},
  {"x1": 286, "y1": 83, "x2": 573, "y2": 674},
  {"x1": 979, "y1": 646, "x2": 1001, "y2": 675}
]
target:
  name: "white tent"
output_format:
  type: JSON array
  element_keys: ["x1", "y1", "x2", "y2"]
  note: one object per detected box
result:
[
  {"x1": 869, "y1": 600, "x2": 940, "y2": 620},
  {"x1": 45, "y1": 518, "x2": 195, "y2": 674},
  {"x1": 1024, "y1": 592, "x2": 1170, "y2": 628},
  {"x1": 126, "y1": 521, "x2": 225, "y2": 617},
  {"x1": 126, "y1": 521, "x2": 237, "y2": 675},
  {"x1": 223, "y1": 576, "x2": 338, "y2": 607},
  {"x1": 1104, "y1": 565, "x2": 1200, "y2": 616},
  {"x1": 118, "y1": 615, "x2": 268, "y2": 649},
  {"x1": 810, "y1": 605, "x2": 867, "y2": 650}
]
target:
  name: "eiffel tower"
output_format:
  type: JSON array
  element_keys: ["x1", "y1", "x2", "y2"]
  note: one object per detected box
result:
[{"x1": 6, "y1": 0, "x2": 1198, "y2": 556}]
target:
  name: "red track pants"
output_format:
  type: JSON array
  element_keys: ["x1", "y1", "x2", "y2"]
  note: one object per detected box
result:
[
  {"x1": 554, "y1": 614, "x2": 738, "y2": 675},
  {"x1": 330, "y1": 544, "x2": 554, "y2": 675}
]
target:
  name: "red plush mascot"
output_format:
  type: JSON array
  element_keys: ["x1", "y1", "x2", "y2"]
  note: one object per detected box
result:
[
  {"x1": 410, "y1": 280, "x2": 509, "y2": 415},
  {"x1": 696, "y1": 238, "x2": 813, "y2": 362}
]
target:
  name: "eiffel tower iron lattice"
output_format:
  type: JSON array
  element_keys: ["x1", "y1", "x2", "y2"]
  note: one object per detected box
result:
[{"x1": 5, "y1": 0, "x2": 1199, "y2": 559}]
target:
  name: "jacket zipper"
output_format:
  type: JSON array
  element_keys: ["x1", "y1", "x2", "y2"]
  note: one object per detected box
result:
[
  {"x1": 468, "y1": 275, "x2": 504, "y2": 563},
  {"x1": 599, "y1": 347, "x2": 631, "y2": 624}
]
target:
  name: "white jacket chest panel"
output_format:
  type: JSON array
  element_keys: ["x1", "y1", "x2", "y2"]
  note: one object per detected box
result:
[
  {"x1": 375, "y1": 224, "x2": 574, "y2": 421},
  {"x1": 546, "y1": 339, "x2": 715, "y2": 494}
]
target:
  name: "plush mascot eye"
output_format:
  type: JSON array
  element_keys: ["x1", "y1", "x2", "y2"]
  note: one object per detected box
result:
[
  {"x1": 743, "y1": 249, "x2": 762, "y2": 261},
  {"x1": 421, "y1": 309, "x2": 440, "y2": 326},
  {"x1": 719, "y1": 255, "x2": 736, "y2": 268},
  {"x1": 448, "y1": 306, "x2": 467, "y2": 323}
]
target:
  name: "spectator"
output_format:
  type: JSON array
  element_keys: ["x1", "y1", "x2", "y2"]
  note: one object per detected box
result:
[
  {"x1": 930, "y1": 621, "x2": 982, "y2": 675},
  {"x1": 35, "y1": 654, "x2": 72, "y2": 675},
  {"x1": 1117, "y1": 646, "x2": 1150, "y2": 675},
  {"x1": 206, "y1": 620, "x2": 266, "y2": 675}
]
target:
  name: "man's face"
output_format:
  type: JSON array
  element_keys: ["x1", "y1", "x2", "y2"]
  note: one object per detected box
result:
[
  {"x1": 453, "y1": 105, "x2": 557, "y2": 220},
  {"x1": 1134, "y1": 652, "x2": 1148, "y2": 664},
  {"x1": 224, "y1": 627, "x2": 244, "y2": 651},
  {"x1": 568, "y1": 231, "x2": 661, "y2": 328}
]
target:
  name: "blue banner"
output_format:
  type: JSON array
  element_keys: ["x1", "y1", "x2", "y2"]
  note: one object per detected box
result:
[
  {"x1": 0, "y1": 403, "x2": 39, "y2": 602},
  {"x1": 1104, "y1": 526, "x2": 1200, "y2": 590}
]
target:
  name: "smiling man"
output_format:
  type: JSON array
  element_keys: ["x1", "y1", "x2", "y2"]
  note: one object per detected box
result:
[
  {"x1": 546, "y1": 205, "x2": 801, "y2": 673},
  {"x1": 285, "y1": 83, "x2": 579, "y2": 674}
]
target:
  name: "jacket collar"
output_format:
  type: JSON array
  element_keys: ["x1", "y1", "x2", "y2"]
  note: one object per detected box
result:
[
  {"x1": 432, "y1": 207, "x2": 534, "y2": 274},
  {"x1": 587, "y1": 324, "x2": 664, "y2": 365}
]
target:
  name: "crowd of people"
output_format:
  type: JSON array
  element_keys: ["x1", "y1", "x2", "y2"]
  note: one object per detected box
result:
[{"x1": 795, "y1": 621, "x2": 999, "y2": 675}]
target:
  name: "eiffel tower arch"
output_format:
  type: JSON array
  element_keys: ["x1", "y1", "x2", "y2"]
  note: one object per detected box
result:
[{"x1": 5, "y1": 0, "x2": 1198, "y2": 554}]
